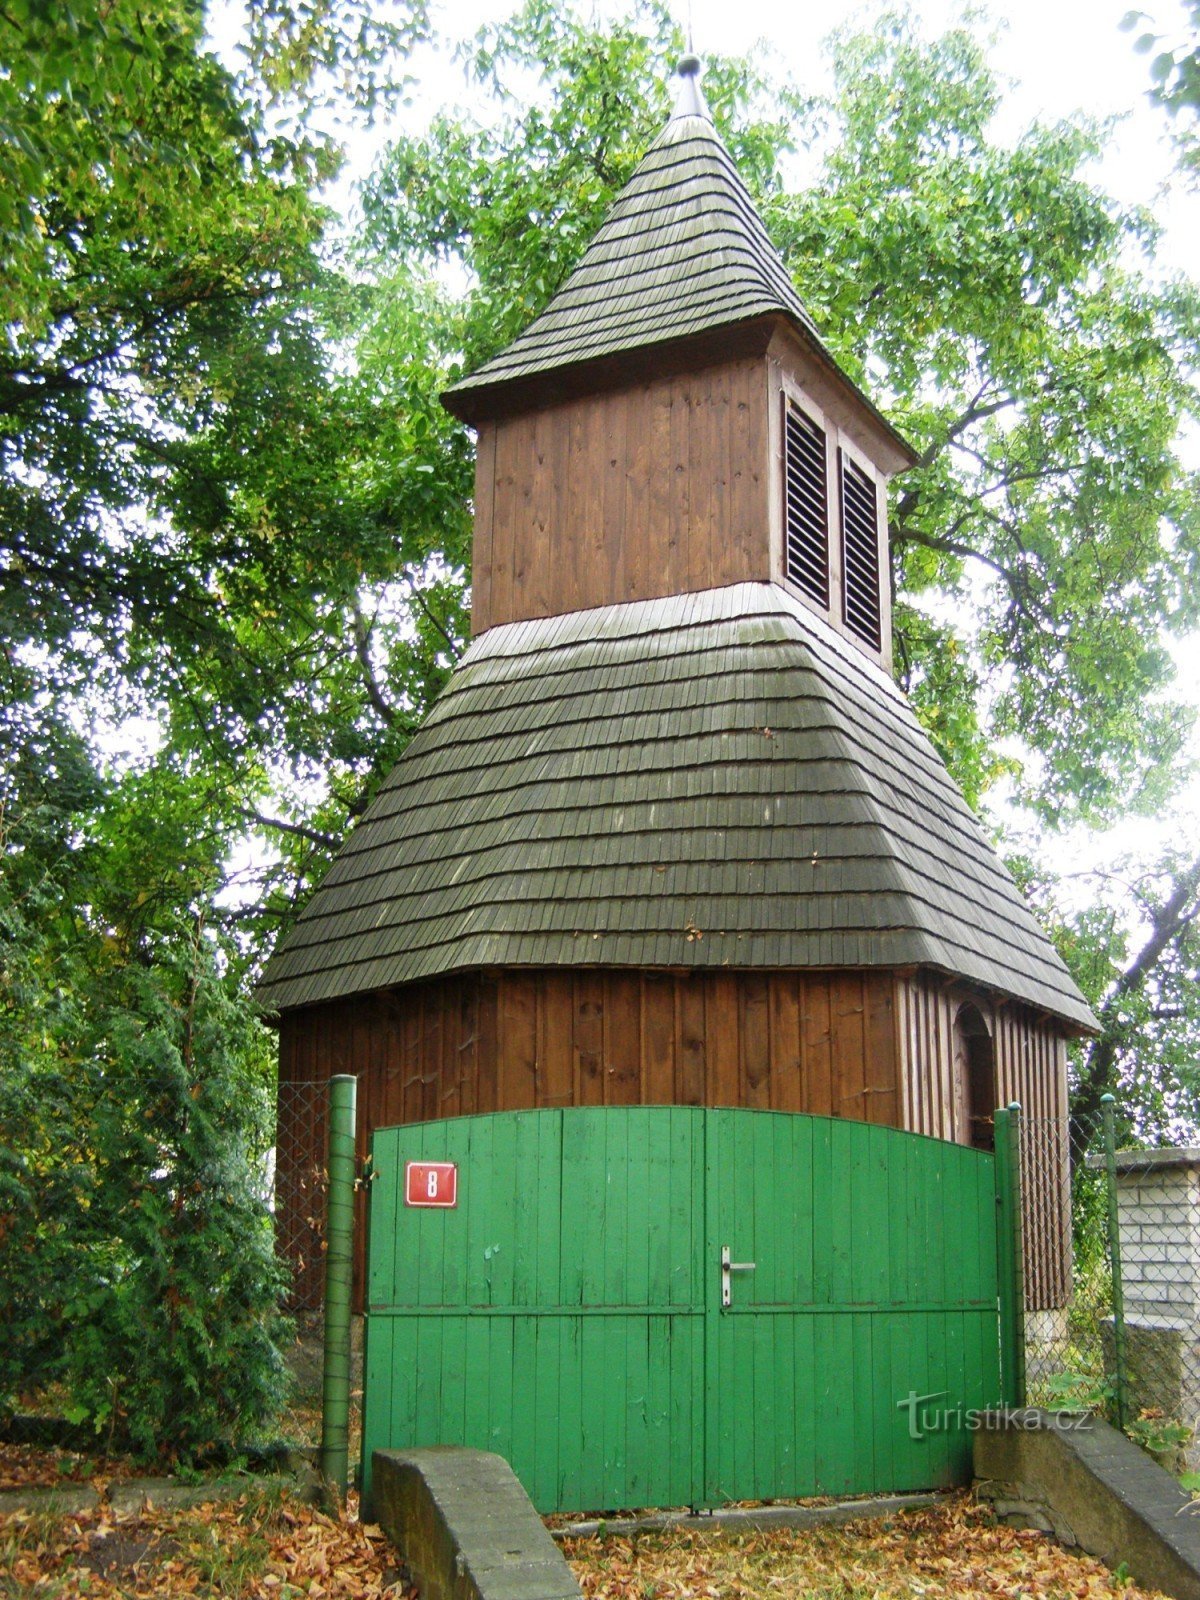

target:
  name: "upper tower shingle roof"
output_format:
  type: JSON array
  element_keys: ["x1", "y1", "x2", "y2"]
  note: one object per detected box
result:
[
  {"x1": 257, "y1": 70, "x2": 1091, "y2": 1034},
  {"x1": 442, "y1": 58, "x2": 909, "y2": 461}
]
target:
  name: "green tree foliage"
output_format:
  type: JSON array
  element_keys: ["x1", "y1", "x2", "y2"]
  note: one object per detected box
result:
[
  {"x1": 1066, "y1": 852, "x2": 1200, "y2": 1148},
  {"x1": 0, "y1": 0, "x2": 441, "y2": 1456},
  {"x1": 0, "y1": 0, "x2": 450, "y2": 852},
  {"x1": 0, "y1": 727, "x2": 286, "y2": 1455},
  {"x1": 1124, "y1": 2, "x2": 1200, "y2": 174},
  {"x1": 0, "y1": 932, "x2": 286, "y2": 1459}
]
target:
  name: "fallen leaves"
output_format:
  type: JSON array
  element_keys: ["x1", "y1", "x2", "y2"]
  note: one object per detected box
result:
[
  {"x1": 0, "y1": 1484, "x2": 414, "y2": 1599},
  {"x1": 0, "y1": 1474, "x2": 1171, "y2": 1600},
  {"x1": 563, "y1": 1494, "x2": 1169, "y2": 1600},
  {"x1": 0, "y1": 1440, "x2": 120, "y2": 1493}
]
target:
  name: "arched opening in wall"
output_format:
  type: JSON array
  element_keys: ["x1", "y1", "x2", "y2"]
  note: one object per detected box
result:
[{"x1": 954, "y1": 1003, "x2": 996, "y2": 1151}]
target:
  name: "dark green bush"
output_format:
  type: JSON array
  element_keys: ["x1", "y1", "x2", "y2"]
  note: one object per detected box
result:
[{"x1": 0, "y1": 936, "x2": 288, "y2": 1463}]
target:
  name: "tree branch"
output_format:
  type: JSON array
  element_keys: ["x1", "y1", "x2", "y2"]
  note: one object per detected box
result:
[
  {"x1": 351, "y1": 600, "x2": 401, "y2": 727},
  {"x1": 891, "y1": 520, "x2": 1042, "y2": 616},
  {"x1": 245, "y1": 808, "x2": 340, "y2": 849},
  {"x1": 408, "y1": 580, "x2": 465, "y2": 662},
  {"x1": 894, "y1": 385, "x2": 1015, "y2": 522},
  {"x1": 1071, "y1": 855, "x2": 1200, "y2": 1158}
]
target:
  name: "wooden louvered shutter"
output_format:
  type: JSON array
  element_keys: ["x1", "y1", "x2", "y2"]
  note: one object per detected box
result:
[
  {"x1": 839, "y1": 450, "x2": 882, "y2": 651},
  {"x1": 784, "y1": 402, "x2": 829, "y2": 607}
]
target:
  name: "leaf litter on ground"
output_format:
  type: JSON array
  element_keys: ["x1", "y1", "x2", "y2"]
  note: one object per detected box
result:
[
  {"x1": 0, "y1": 1474, "x2": 1174, "y2": 1600},
  {"x1": 0, "y1": 1442, "x2": 130, "y2": 1493},
  {"x1": 563, "y1": 1494, "x2": 1171, "y2": 1600},
  {"x1": 0, "y1": 1483, "x2": 413, "y2": 1599}
]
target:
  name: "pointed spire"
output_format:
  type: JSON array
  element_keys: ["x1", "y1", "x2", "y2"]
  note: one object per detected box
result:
[
  {"x1": 671, "y1": 53, "x2": 710, "y2": 121},
  {"x1": 443, "y1": 85, "x2": 818, "y2": 416}
]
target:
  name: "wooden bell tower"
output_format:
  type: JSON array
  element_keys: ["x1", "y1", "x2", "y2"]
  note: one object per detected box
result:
[{"x1": 262, "y1": 56, "x2": 1096, "y2": 1313}]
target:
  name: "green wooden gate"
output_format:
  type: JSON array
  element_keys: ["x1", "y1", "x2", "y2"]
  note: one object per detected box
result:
[{"x1": 361, "y1": 1107, "x2": 1015, "y2": 1514}]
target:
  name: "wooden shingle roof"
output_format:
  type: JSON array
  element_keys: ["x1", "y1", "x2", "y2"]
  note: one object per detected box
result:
[
  {"x1": 445, "y1": 98, "x2": 813, "y2": 402},
  {"x1": 442, "y1": 64, "x2": 913, "y2": 468},
  {"x1": 258, "y1": 582, "x2": 1096, "y2": 1031}
]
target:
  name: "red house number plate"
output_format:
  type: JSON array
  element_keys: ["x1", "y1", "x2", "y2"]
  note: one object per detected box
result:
[{"x1": 405, "y1": 1161, "x2": 458, "y2": 1208}]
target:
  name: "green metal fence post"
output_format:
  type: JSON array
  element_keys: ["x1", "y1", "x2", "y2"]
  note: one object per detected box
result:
[
  {"x1": 321, "y1": 1074, "x2": 357, "y2": 1497},
  {"x1": 995, "y1": 1102, "x2": 1027, "y2": 1408},
  {"x1": 1101, "y1": 1093, "x2": 1128, "y2": 1431}
]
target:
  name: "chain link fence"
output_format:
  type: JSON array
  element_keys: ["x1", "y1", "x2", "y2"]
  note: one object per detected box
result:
[
  {"x1": 272, "y1": 1076, "x2": 363, "y2": 1468},
  {"x1": 272, "y1": 1077, "x2": 330, "y2": 1453},
  {"x1": 1022, "y1": 1110, "x2": 1112, "y2": 1410},
  {"x1": 1020, "y1": 1102, "x2": 1200, "y2": 1478}
]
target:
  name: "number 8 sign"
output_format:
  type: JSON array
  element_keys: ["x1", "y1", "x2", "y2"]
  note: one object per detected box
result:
[{"x1": 405, "y1": 1161, "x2": 458, "y2": 1208}]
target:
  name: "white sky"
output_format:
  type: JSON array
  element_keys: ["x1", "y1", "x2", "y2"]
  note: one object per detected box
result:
[{"x1": 368, "y1": 0, "x2": 1195, "y2": 233}]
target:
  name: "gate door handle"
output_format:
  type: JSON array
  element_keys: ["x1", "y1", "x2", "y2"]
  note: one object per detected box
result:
[{"x1": 720, "y1": 1244, "x2": 757, "y2": 1306}]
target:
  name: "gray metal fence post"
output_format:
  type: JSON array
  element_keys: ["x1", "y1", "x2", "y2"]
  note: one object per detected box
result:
[
  {"x1": 995, "y1": 1102, "x2": 1027, "y2": 1408},
  {"x1": 1101, "y1": 1093, "x2": 1128, "y2": 1431},
  {"x1": 321, "y1": 1074, "x2": 357, "y2": 1496}
]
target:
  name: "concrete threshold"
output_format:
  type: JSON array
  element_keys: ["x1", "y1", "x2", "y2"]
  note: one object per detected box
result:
[{"x1": 549, "y1": 1491, "x2": 946, "y2": 1540}]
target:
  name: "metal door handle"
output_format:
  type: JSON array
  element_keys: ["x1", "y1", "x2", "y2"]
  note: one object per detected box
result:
[{"x1": 720, "y1": 1244, "x2": 756, "y2": 1306}]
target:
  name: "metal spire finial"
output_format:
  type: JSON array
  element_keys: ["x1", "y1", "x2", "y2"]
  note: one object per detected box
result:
[{"x1": 671, "y1": 49, "x2": 710, "y2": 121}]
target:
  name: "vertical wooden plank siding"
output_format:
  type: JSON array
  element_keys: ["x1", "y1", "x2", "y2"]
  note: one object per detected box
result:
[
  {"x1": 470, "y1": 358, "x2": 772, "y2": 634},
  {"x1": 280, "y1": 972, "x2": 902, "y2": 1113},
  {"x1": 274, "y1": 969, "x2": 1090, "y2": 1318},
  {"x1": 276, "y1": 967, "x2": 905, "y2": 1306},
  {"x1": 993, "y1": 1004, "x2": 1072, "y2": 1309},
  {"x1": 894, "y1": 971, "x2": 1072, "y2": 1308},
  {"x1": 469, "y1": 423, "x2": 497, "y2": 634},
  {"x1": 640, "y1": 975, "x2": 677, "y2": 1103},
  {"x1": 486, "y1": 411, "x2": 522, "y2": 626},
  {"x1": 280, "y1": 970, "x2": 903, "y2": 1128},
  {"x1": 601, "y1": 386, "x2": 627, "y2": 606}
]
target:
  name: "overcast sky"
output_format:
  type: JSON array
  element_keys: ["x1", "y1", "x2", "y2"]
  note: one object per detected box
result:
[{"x1": 370, "y1": 0, "x2": 1195, "y2": 249}]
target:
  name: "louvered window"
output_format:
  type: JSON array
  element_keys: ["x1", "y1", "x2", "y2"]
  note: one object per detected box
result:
[
  {"x1": 840, "y1": 450, "x2": 882, "y2": 651},
  {"x1": 784, "y1": 402, "x2": 829, "y2": 607}
]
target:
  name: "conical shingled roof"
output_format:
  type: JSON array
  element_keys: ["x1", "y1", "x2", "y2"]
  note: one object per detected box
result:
[
  {"x1": 258, "y1": 582, "x2": 1097, "y2": 1032},
  {"x1": 444, "y1": 68, "x2": 819, "y2": 403}
]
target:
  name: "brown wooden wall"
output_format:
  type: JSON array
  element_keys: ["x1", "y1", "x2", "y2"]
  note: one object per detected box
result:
[
  {"x1": 471, "y1": 357, "x2": 771, "y2": 634},
  {"x1": 281, "y1": 967, "x2": 901, "y2": 1118},
  {"x1": 896, "y1": 971, "x2": 1072, "y2": 1309},
  {"x1": 277, "y1": 966, "x2": 901, "y2": 1305},
  {"x1": 278, "y1": 963, "x2": 1073, "y2": 1311}
]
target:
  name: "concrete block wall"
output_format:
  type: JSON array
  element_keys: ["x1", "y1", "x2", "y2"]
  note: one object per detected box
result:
[
  {"x1": 1111, "y1": 1149, "x2": 1200, "y2": 1462},
  {"x1": 1114, "y1": 1153, "x2": 1200, "y2": 1329}
]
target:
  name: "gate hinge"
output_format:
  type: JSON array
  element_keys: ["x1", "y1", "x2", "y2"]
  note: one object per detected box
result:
[{"x1": 355, "y1": 1155, "x2": 378, "y2": 1193}]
